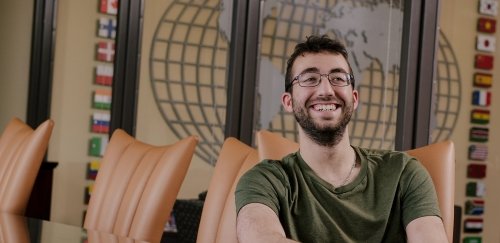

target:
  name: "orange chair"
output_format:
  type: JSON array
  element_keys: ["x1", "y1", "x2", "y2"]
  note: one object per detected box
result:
[
  {"x1": 256, "y1": 129, "x2": 455, "y2": 243},
  {"x1": 196, "y1": 138, "x2": 259, "y2": 243},
  {"x1": 0, "y1": 118, "x2": 54, "y2": 215},
  {"x1": 0, "y1": 213, "x2": 30, "y2": 243},
  {"x1": 83, "y1": 129, "x2": 198, "y2": 242}
]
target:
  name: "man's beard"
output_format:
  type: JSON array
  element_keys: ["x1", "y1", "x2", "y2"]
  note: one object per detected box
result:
[{"x1": 293, "y1": 98, "x2": 353, "y2": 147}]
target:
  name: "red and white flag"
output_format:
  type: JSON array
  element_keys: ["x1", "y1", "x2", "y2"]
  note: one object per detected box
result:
[
  {"x1": 96, "y1": 64, "x2": 113, "y2": 86},
  {"x1": 480, "y1": 0, "x2": 498, "y2": 16},
  {"x1": 100, "y1": 0, "x2": 118, "y2": 15},
  {"x1": 97, "y1": 41, "x2": 115, "y2": 62},
  {"x1": 477, "y1": 34, "x2": 496, "y2": 52}
]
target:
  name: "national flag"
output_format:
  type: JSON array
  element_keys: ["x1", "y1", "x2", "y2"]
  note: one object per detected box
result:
[
  {"x1": 89, "y1": 136, "x2": 108, "y2": 157},
  {"x1": 85, "y1": 183, "x2": 94, "y2": 204},
  {"x1": 100, "y1": 0, "x2": 118, "y2": 15},
  {"x1": 479, "y1": 0, "x2": 498, "y2": 16},
  {"x1": 472, "y1": 90, "x2": 492, "y2": 106},
  {"x1": 465, "y1": 199, "x2": 484, "y2": 215},
  {"x1": 98, "y1": 17, "x2": 117, "y2": 39},
  {"x1": 475, "y1": 54, "x2": 494, "y2": 69},
  {"x1": 476, "y1": 34, "x2": 496, "y2": 52},
  {"x1": 464, "y1": 218, "x2": 483, "y2": 233},
  {"x1": 478, "y1": 17, "x2": 496, "y2": 33},
  {"x1": 466, "y1": 181, "x2": 486, "y2": 197},
  {"x1": 97, "y1": 41, "x2": 115, "y2": 62},
  {"x1": 93, "y1": 89, "x2": 112, "y2": 110},
  {"x1": 463, "y1": 237, "x2": 482, "y2": 243},
  {"x1": 95, "y1": 65, "x2": 113, "y2": 86},
  {"x1": 469, "y1": 144, "x2": 488, "y2": 161},
  {"x1": 470, "y1": 127, "x2": 489, "y2": 142},
  {"x1": 467, "y1": 164, "x2": 487, "y2": 179},
  {"x1": 86, "y1": 160, "x2": 101, "y2": 180},
  {"x1": 471, "y1": 109, "x2": 490, "y2": 124},
  {"x1": 473, "y1": 73, "x2": 493, "y2": 88},
  {"x1": 91, "y1": 112, "x2": 111, "y2": 134}
]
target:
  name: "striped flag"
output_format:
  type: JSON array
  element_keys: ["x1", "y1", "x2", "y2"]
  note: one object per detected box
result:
[
  {"x1": 475, "y1": 54, "x2": 494, "y2": 69},
  {"x1": 466, "y1": 181, "x2": 486, "y2": 197},
  {"x1": 464, "y1": 218, "x2": 483, "y2": 233},
  {"x1": 463, "y1": 237, "x2": 482, "y2": 243},
  {"x1": 86, "y1": 160, "x2": 101, "y2": 180},
  {"x1": 85, "y1": 184, "x2": 95, "y2": 204},
  {"x1": 467, "y1": 164, "x2": 487, "y2": 179},
  {"x1": 473, "y1": 73, "x2": 492, "y2": 88},
  {"x1": 478, "y1": 17, "x2": 496, "y2": 33},
  {"x1": 95, "y1": 65, "x2": 113, "y2": 86},
  {"x1": 93, "y1": 89, "x2": 112, "y2": 110},
  {"x1": 470, "y1": 127, "x2": 489, "y2": 142},
  {"x1": 476, "y1": 34, "x2": 496, "y2": 52},
  {"x1": 98, "y1": 17, "x2": 117, "y2": 39},
  {"x1": 471, "y1": 109, "x2": 490, "y2": 124},
  {"x1": 472, "y1": 90, "x2": 491, "y2": 106},
  {"x1": 469, "y1": 144, "x2": 488, "y2": 160},
  {"x1": 99, "y1": 0, "x2": 118, "y2": 15},
  {"x1": 479, "y1": 0, "x2": 498, "y2": 16},
  {"x1": 91, "y1": 112, "x2": 111, "y2": 134},
  {"x1": 465, "y1": 199, "x2": 484, "y2": 215},
  {"x1": 97, "y1": 41, "x2": 115, "y2": 62}
]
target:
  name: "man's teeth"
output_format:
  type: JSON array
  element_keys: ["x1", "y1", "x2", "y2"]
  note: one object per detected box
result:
[{"x1": 314, "y1": 104, "x2": 336, "y2": 111}]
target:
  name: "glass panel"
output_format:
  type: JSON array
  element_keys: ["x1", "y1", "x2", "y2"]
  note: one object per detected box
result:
[
  {"x1": 136, "y1": 0, "x2": 231, "y2": 199},
  {"x1": 257, "y1": 0, "x2": 405, "y2": 150}
]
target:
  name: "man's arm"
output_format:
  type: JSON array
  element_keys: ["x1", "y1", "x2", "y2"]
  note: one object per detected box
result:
[
  {"x1": 236, "y1": 203, "x2": 298, "y2": 243},
  {"x1": 406, "y1": 216, "x2": 448, "y2": 243}
]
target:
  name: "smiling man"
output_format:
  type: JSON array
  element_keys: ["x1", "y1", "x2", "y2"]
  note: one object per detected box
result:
[{"x1": 235, "y1": 35, "x2": 448, "y2": 243}]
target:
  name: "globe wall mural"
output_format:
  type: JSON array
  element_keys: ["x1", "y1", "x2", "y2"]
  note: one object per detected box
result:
[{"x1": 149, "y1": 0, "x2": 461, "y2": 165}]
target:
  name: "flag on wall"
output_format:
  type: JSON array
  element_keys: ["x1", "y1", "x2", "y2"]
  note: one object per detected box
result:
[
  {"x1": 479, "y1": 0, "x2": 498, "y2": 16},
  {"x1": 464, "y1": 218, "x2": 484, "y2": 233},
  {"x1": 475, "y1": 54, "x2": 494, "y2": 69},
  {"x1": 478, "y1": 17, "x2": 496, "y2": 33},
  {"x1": 95, "y1": 65, "x2": 113, "y2": 86},
  {"x1": 85, "y1": 184, "x2": 94, "y2": 204},
  {"x1": 93, "y1": 89, "x2": 112, "y2": 110},
  {"x1": 98, "y1": 17, "x2": 117, "y2": 39},
  {"x1": 476, "y1": 34, "x2": 496, "y2": 52},
  {"x1": 467, "y1": 164, "x2": 487, "y2": 179},
  {"x1": 89, "y1": 136, "x2": 108, "y2": 157},
  {"x1": 466, "y1": 181, "x2": 486, "y2": 197},
  {"x1": 91, "y1": 112, "x2": 110, "y2": 134},
  {"x1": 100, "y1": 0, "x2": 118, "y2": 15},
  {"x1": 465, "y1": 199, "x2": 485, "y2": 215},
  {"x1": 469, "y1": 144, "x2": 488, "y2": 161},
  {"x1": 86, "y1": 160, "x2": 101, "y2": 180},
  {"x1": 472, "y1": 90, "x2": 492, "y2": 106},
  {"x1": 463, "y1": 237, "x2": 482, "y2": 243},
  {"x1": 470, "y1": 127, "x2": 489, "y2": 142},
  {"x1": 473, "y1": 73, "x2": 493, "y2": 87},
  {"x1": 471, "y1": 109, "x2": 490, "y2": 124},
  {"x1": 97, "y1": 41, "x2": 115, "y2": 62}
]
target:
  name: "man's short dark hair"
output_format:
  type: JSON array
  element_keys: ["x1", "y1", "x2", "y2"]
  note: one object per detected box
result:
[{"x1": 285, "y1": 35, "x2": 355, "y2": 92}]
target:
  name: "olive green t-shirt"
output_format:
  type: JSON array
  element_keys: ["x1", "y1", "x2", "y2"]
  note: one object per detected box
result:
[{"x1": 235, "y1": 146, "x2": 441, "y2": 243}]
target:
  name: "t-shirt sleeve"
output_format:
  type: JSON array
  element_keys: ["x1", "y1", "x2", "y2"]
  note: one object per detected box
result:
[
  {"x1": 235, "y1": 161, "x2": 285, "y2": 216},
  {"x1": 400, "y1": 157, "x2": 442, "y2": 227}
]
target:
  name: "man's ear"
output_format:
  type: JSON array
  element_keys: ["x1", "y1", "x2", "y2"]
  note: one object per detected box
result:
[
  {"x1": 281, "y1": 92, "x2": 293, "y2": 112},
  {"x1": 352, "y1": 89, "x2": 359, "y2": 110}
]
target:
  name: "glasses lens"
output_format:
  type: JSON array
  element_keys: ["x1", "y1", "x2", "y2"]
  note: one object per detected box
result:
[
  {"x1": 298, "y1": 73, "x2": 321, "y2": 87},
  {"x1": 329, "y1": 72, "x2": 349, "y2": 86}
]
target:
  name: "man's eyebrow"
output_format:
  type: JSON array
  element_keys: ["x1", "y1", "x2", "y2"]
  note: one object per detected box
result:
[
  {"x1": 330, "y1": 68, "x2": 348, "y2": 73},
  {"x1": 298, "y1": 67, "x2": 320, "y2": 74}
]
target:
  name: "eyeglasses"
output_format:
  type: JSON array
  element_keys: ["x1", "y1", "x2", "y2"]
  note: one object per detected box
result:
[{"x1": 287, "y1": 71, "x2": 354, "y2": 91}]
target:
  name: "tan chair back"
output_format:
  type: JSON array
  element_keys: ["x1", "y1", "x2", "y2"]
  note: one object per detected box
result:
[
  {"x1": 196, "y1": 138, "x2": 259, "y2": 243},
  {"x1": 0, "y1": 118, "x2": 54, "y2": 215},
  {"x1": 256, "y1": 130, "x2": 455, "y2": 243},
  {"x1": 84, "y1": 129, "x2": 198, "y2": 242},
  {"x1": 0, "y1": 213, "x2": 30, "y2": 243}
]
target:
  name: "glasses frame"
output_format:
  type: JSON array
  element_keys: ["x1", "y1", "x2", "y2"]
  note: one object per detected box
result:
[{"x1": 286, "y1": 71, "x2": 354, "y2": 91}]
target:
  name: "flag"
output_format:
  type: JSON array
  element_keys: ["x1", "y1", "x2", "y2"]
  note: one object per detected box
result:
[
  {"x1": 479, "y1": 0, "x2": 498, "y2": 16},
  {"x1": 91, "y1": 112, "x2": 111, "y2": 134},
  {"x1": 85, "y1": 184, "x2": 94, "y2": 204},
  {"x1": 86, "y1": 160, "x2": 101, "y2": 180},
  {"x1": 464, "y1": 218, "x2": 483, "y2": 233},
  {"x1": 93, "y1": 89, "x2": 112, "y2": 110},
  {"x1": 466, "y1": 181, "x2": 486, "y2": 197},
  {"x1": 463, "y1": 237, "x2": 482, "y2": 243},
  {"x1": 467, "y1": 164, "x2": 487, "y2": 179},
  {"x1": 478, "y1": 17, "x2": 496, "y2": 33},
  {"x1": 465, "y1": 199, "x2": 484, "y2": 215},
  {"x1": 475, "y1": 54, "x2": 494, "y2": 69},
  {"x1": 469, "y1": 144, "x2": 488, "y2": 161},
  {"x1": 98, "y1": 17, "x2": 117, "y2": 39},
  {"x1": 472, "y1": 90, "x2": 492, "y2": 106},
  {"x1": 89, "y1": 136, "x2": 108, "y2": 157},
  {"x1": 470, "y1": 127, "x2": 489, "y2": 142},
  {"x1": 97, "y1": 41, "x2": 115, "y2": 62},
  {"x1": 476, "y1": 34, "x2": 496, "y2": 52},
  {"x1": 473, "y1": 73, "x2": 493, "y2": 88},
  {"x1": 95, "y1": 65, "x2": 113, "y2": 86},
  {"x1": 100, "y1": 0, "x2": 118, "y2": 15},
  {"x1": 471, "y1": 109, "x2": 490, "y2": 124}
]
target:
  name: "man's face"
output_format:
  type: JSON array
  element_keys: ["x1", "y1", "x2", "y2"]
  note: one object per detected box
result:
[{"x1": 281, "y1": 52, "x2": 358, "y2": 146}]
